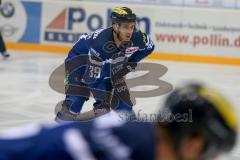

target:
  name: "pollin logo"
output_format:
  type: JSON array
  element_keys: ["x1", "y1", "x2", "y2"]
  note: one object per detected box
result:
[
  {"x1": 44, "y1": 8, "x2": 81, "y2": 43},
  {"x1": 44, "y1": 7, "x2": 151, "y2": 44},
  {"x1": 44, "y1": 7, "x2": 112, "y2": 43}
]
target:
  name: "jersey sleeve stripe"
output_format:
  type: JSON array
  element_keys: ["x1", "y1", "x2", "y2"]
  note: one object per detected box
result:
[{"x1": 63, "y1": 129, "x2": 96, "y2": 160}]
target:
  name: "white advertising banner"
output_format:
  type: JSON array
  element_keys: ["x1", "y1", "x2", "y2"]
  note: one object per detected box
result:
[
  {"x1": 148, "y1": 6, "x2": 240, "y2": 58},
  {"x1": 41, "y1": 1, "x2": 240, "y2": 58},
  {"x1": 1, "y1": 0, "x2": 239, "y2": 58}
]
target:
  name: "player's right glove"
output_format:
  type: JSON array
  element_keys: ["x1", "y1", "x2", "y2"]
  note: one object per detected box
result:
[{"x1": 111, "y1": 62, "x2": 137, "y2": 86}]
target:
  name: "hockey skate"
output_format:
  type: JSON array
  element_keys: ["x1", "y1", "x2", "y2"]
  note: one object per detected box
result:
[{"x1": 1, "y1": 51, "x2": 10, "y2": 59}]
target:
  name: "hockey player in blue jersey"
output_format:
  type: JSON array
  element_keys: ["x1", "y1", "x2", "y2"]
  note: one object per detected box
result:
[
  {"x1": 55, "y1": 7, "x2": 155, "y2": 121},
  {"x1": 0, "y1": 83, "x2": 238, "y2": 160}
]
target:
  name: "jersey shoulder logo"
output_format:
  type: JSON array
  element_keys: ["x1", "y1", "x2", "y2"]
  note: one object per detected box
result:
[{"x1": 125, "y1": 47, "x2": 139, "y2": 54}]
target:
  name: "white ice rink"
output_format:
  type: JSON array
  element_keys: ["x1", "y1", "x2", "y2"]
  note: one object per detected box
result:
[{"x1": 0, "y1": 51, "x2": 239, "y2": 159}]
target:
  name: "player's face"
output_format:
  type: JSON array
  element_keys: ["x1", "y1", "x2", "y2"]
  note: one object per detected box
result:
[
  {"x1": 155, "y1": 128, "x2": 176, "y2": 160},
  {"x1": 118, "y1": 22, "x2": 135, "y2": 41},
  {"x1": 156, "y1": 129, "x2": 206, "y2": 160},
  {"x1": 177, "y1": 137, "x2": 205, "y2": 160}
]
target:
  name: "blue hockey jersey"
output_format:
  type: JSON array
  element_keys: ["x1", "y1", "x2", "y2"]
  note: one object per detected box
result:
[
  {"x1": 65, "y1": 27, "x2": 155, "y2": 83},
  {"x1": 0, "y1": 112, "x2": 155, "y2": 160}
]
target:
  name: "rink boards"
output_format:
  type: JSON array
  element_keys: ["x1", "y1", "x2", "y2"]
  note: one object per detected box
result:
[{"x1": 0, "y1": 0, "x2": 240, "y2": 66}]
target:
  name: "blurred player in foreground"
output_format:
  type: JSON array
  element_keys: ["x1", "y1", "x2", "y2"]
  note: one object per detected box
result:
[
  {"x1": 0, "y1": 83, "x2": 237, "y2": 160},
  {"x1": 55, "y1": 7, "x2": 154, "y2": 121}
]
